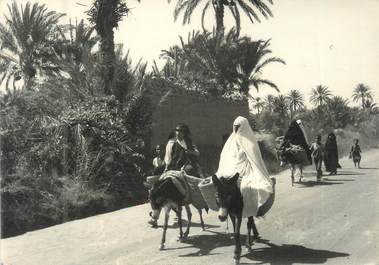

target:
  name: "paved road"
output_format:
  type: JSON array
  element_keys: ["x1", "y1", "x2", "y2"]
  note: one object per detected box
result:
[{"x1": 1, "y1": 150, "x2": 379, "y2": 265}]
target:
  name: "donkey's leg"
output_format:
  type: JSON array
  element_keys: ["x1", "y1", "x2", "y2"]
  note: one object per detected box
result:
[
  {"x1": 229, "y1": 214, "x2": 236, "y2": 239},
  {"x1": 160, "y1": 206, "x2": 171, "y2": 250},
  {"x1": 246, "y1": 216, "x2": 253, "y2": 250},
  {"x1": 177, "y1": 206, "x2": 184, "y2": 240},
  {"x1": 251, "y1": 217, "x2": 259, "y2": 239},
  {"x1": 198, "y1": 209, "x2": 205, "y2": 231},
  {"x1": 233, "y1": 216, "x2": 242, "y2": 265},
  {"x1": 291, "y1": 165, "x2": 295, "y2": 186},
  {"x1": 299, "y1": 165, "x2": 304, "y2": 182},
  {"x1": 183, "y1": 204, "x2": 192, "y2": 238}
]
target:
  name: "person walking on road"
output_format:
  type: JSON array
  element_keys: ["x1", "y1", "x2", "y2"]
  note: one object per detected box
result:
[
  {"x1": 350, "y1": 139, "x2": 362, "y2": 168},
  {"x1": 310, "y1": 135, "x2": 324, "y2": 180}
]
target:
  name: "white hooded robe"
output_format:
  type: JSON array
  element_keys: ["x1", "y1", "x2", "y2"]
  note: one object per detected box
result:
[{"x1": 216, "y1": 116, "x2": 273, "y2": 217}]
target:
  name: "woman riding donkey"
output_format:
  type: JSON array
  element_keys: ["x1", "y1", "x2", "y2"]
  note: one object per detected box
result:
[
  {"x1": 213, "y1": 116, "x2": 275, "y2": 264},
  {"x1": 148, "y1": 123, "x2": 205, "y2": 227},
  {"x1": 279, "y1": 119, "x2": 312, "y2": 184},
  {"x1": 164, "y1": 123, "x2": 204, "y2": 178}
]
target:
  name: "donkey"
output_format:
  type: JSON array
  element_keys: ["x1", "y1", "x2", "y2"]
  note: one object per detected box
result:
[
  {"x1": 276, "y1": 138, "x2": 305, "y2": 185},
  {"x1": 277, "y1": 148, "x2": 304, "y2": 185},
  {"x1": 149, "y1": 177, "x2": 207, "y2": 250},
  {"x1": 211, "y1": 173, "x2": 260, "y2": 265}
]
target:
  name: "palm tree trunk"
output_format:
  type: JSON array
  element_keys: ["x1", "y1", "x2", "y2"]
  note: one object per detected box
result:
[
  {"x1": 361, "y1": 96, "x2": 365, "y2": 110},
  {"x1": 96, "y1": 0, "x2": 117, "y2": 95},
  {"x1": 100, "y1": 30, "x2": 115, "y2": 95},
  {"x1": 213, "y1": 1, "x2": 225, "y2": 36},
  {"x1": 23, "y1": 59, "x2": 36, "y2": 90}
]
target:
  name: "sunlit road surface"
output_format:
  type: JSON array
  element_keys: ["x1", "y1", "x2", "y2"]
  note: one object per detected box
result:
[{"x1": 1, "y1": 149, "x2": 379, "y2": 265}]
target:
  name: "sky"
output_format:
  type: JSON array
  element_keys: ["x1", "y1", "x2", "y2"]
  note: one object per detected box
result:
[{"x1": 1, "y1": 0, "x2": 379, "y2": 105}]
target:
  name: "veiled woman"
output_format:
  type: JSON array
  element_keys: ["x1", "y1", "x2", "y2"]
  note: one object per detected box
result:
[
  {"x1": 216, "y1": 116, "x2": 273, "y2": 217},
  {"x1": 284, "y1": 119, "x2": 312, "y2": 164},
  {"x1": 324, "y1": 132, "x2": 339, "y2": 175}
]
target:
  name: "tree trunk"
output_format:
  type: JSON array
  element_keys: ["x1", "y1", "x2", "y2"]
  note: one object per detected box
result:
[
  {"x1": 23, "y1": 59, "x2": 36, "y2": 90},
  {"x1": 97, "y1": 0, "x2": 117, "y2": 95},
  {"x1": 101, "y1": 29, "x2": 115, "y2": 95},
  {"x1": 213, "y1": 1, "x2": 225, "y2": 36}
]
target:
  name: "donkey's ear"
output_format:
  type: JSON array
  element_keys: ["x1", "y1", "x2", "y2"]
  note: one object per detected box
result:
[
  {"x1": 230, "y1": 173, "x2": 240, "y2": 183},
  {"x1": 212, "y1": 175, "x2": 221, "y2": 188}
]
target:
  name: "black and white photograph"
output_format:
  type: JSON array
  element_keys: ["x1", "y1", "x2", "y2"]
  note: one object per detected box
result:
[{"x1": 0, "y1": 0, "x2": 378, "y2": 264}]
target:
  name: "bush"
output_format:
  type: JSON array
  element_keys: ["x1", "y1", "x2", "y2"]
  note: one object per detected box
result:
[{"x1": 1, "y1": 91, "x2": 153, "y2": 237}]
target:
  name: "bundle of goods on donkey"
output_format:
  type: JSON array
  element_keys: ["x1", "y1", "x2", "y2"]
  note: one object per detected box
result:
[
  {"x1": 146, "y1": 171, "x2": 207, "y2": 209},
  {"x1": 282, "y1": 144, "x2": 310, "y2": 165}
]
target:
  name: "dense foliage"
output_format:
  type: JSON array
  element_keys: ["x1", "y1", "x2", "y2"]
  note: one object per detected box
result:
[{"x1": 0, "y1": 1, "x2": 153, "y2": 238}]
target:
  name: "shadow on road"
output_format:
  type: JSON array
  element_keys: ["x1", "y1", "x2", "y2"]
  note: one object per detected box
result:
[
  {"x1": 323, "y1": 177, "x2": 355, "y2": 182},
  {"x1": 178, "y1": 231, "x2": 234, "y2": 257},
  {"x1": 297, "y1": 180, "x2": 344, "y2": 187},
  {"x1": 336, "y1": 171, "x2": 366, "y2": 176},
  {"x1": 358, "y1": 167, "x2": 379, "y2": 170},
  {"x1": 174, "y1": 232, "x2": 349, "y2": 265},
  {"x1": 241, "y1": 239, "x2": 349, "y2": 265},
  {"x1": 157, "y1": 221, "x2": 220, "y2": 230}
]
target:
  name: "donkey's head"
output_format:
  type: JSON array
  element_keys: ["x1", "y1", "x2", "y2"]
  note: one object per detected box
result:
[
  {"x1": 212, "y1": 173, "x2": 241, "y2": 222},
  {"x1": 149, "y1": 178, "x2": 184, "y2": 220}
]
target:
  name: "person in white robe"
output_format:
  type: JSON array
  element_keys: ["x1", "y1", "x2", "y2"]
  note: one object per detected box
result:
[{"x1": 216, "y1": 116, "x2": 273, "y2": 218}]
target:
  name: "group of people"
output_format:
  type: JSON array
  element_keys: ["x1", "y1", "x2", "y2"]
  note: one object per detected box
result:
[
  {"x1": 282, "y1": 119, "x2": 363, "y2": 181},
  {"x1": 309, "y1": 133, "x2": 340, "y2": 179},
  {"x1": 148, "y1": 117, "x2": 275, "y2": 224},
  {"x1": 147, "y1": 117, "x2": 364, "y2": 227}
]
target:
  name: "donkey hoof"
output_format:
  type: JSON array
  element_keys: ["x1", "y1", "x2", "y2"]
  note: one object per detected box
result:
[
  {"x1": 234, "y1": 258, "x2": 240, "y2": 265},
  {"x1": 159, "y1": 244, "x2": 165, "y2": 250}
]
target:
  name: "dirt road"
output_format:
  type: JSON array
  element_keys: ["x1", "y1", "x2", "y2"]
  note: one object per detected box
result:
[{"x1": 2, "y1": 150, "x2": 379, "y2": 265}]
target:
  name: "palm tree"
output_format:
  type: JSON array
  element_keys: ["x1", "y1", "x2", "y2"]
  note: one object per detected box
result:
[
  {"x1": 180, "y1": 29, "x2": 240, "y2": 95},
  {"x1": 252, "y1": 96, "x2": 264, "y2": 115},
  {"x1": 235, "y1": 39, "x2": 285, "y2": 96},
  {"x1": 47, "y1": 20, "x2": 100, "y2": 99},
  {"x1": 113, "y1": 46, "x2": 148, "y2": 103},
  {"x1": 352, "y1": 83, "x2": 373, "y2": 109},
  {"x1": 286, "y1": 89, "x2": 304, "y2": 118},
  {"x1": 309, "y1": 85, "x2": 332, "y2": 108},
  {"x1": 169, "y1": 0, "x2": 274, "y2": 36},
  {"x1": 156, "y1": 31, "x2": 204, "y2": 79},
  {"x1": 87, "y1": 0, "x2": 138, "y2": 95},
  {"x1": 0, "y1": 1, "x2": 64, "y2": 90},
  {"x1": 263, "y1": 94, "x2": 275, "y2": 112},
  {"x1": 363, "y1": 99, "x2": 378, "y2": 115},
  {"x1": 326, "y1": 96, "x2": 351, "y2": 128},
  {"x1": 273, "y1": 94, "x2": 288, "y2": 117}
]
